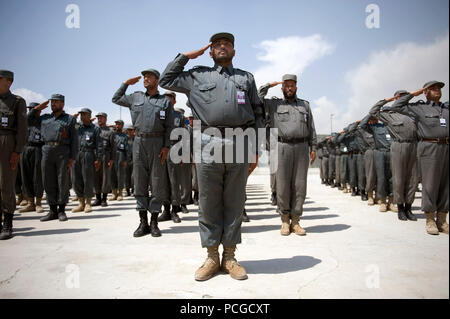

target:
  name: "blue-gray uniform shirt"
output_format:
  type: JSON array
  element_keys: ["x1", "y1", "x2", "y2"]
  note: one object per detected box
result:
[
  {"x1": 159, "y1": 54, "x2": 264, "y2": 131},
  {"x1": 342, "y1": 122, "x2": 360, "y2": 153},
  {"x1": 359, "y1": 114, "x2": 392, "y2": 151},
  {"x1": 77, "y1": 123, "x2": 103, "y2": 161},
  {"x1": 114, "y1": 131, "x2": 129, "y2": 161},
  {"x1": 112, "y1": 85, "x2": 174, "y2": 148},
  {"x1": 97, "y1": 125, "x2": 116, "y2": 162},
  {"x1": 25, "y1": 120, "x2": 44, "y2": 146},
  {"x1": 28, "y1": 109, "x2": 78, "y2": 159}
]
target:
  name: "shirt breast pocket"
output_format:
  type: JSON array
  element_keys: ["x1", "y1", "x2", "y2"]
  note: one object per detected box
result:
[
  {"x1": 424, "y1": 113, "x2": 440, "y2": 127},
  {"x1": 276, "y1": 106, "x2": 290, "y2": 122},
  {"x1": 297, "y1": 109, "x2": 308, "y2": 123},
  {"x1": 195, "y1": 83, "x2": 217, "y2": 104},
  {"x1": 42, "y1": 119, "x2": 61, "y2": 141}
]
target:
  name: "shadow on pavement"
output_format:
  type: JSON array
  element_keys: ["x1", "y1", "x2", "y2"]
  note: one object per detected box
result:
[
  {"x1": 301, "y1": 214, "x2": 339, "y2": 220},
  {"x1": 242, "y1": 224, "x2": 280, "y2": 233},
  {"x1": 14, "y1": 215, "x2": 45, "y2": 221},
  {"x1": 245, "y1": 213, "x2": 279, "y2": 221},
  {"x1": 68, "y1": 214, "x2": 121, "y2": 220},
  {"x1": 162, "y1": 225, "x2": 199, "y2": 234},
  {"x1": 246, "y1": 207, "x2": 276, "y2": 213},
  {"x1": 303, "y1": 207, "x2": 330, "y2": 212},
  {"x1": 305, "y1": 224, "x2": 351, "y2": 233},
  {"x1": 13, "y1": 228, "x2": 90, "y2": 237},
  {"x1": 240, "y1": 255, "x2": 322, "y2": 274},
  {"x1": 245, "y1": 202, "x2": 272, "y2": 207}
]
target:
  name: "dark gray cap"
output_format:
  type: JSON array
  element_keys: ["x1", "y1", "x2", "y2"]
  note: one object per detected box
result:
[
  {"x1": 27, "y1": 102, "x2": 40, "y2": 108},
  {"x1": 79, "y1": 108, "x2": 92, "y2": 114},
  {"x1": 96, "y1": 112, "x2": 107, "y2": 118},
  {"x1": 0, "y1": 70, "x2": 14, "y2": 80},
  {"x1": 49, "y1": 94, "x2": 65, "y2": 101},
  {"x1": 394, "y1": 90, "x2": 409, "y2": 97},
  {"x1": 141, "y1": 69, "x2": 160, "y2": 78},
  {"x1": 210, "y1": 32, "x2": 234, "y2": 45},
  {"x1": 423, "y1": 80, "x2": 445, "y2": 89},
  {"x1": 164, "y1": 91, "x2": 176, "y2": 98},
  {"x1": 175, "y1": 108, "x2": 185, "y2": 114},
  {"x1": 282, "y1": 74, "x2": 297, "y2": 82},
  {"x1": 114, "y1": 119, "x2": 124, "y2": 125}
]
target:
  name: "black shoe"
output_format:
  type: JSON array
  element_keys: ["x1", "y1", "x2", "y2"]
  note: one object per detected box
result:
[
  {"x1": 58, "y1": 205, "x2": 68, "y2": 222},
  {"x1": 404, "y1": 204, "x2": 417, "y2": 221},
  {"x1": 270, "y1": 193, "x2": 277, "y2": 206},
  {"x1": 330, "y1": 181, "x2": 336, "y2": 188},
  {"x1": 133, "y1": 211, "x2": 150, "y2": 237},
  {"x1": 321, "y1": 179, "x2": 325, "y2": 184},
  {"x1": 101, "y1": 193, "x2": 108, "y2": 207},
  {"x1": 180, "y1": 204, "x2": 189, "y2": 214},
  {"x1": 193, "y1": 192, "x2": 199, "y2": 205},
  {"x1": 397, "y1": 205, "x2": 408, "y2": 221},
  {"x1": 337, "y1": 185, "x2": 343, "y2": 190},
  {"x1": 171, "y1": 206, "x2": 182, "y2": 223},
  {"x1": 361, "y1": 191, "x2": 368, "y2": 201},
  {"x1": 158, "y1": 204, "x2": 172, "y2": 222},
  {"x1": 40, "y1": 205, "x2": 59, "y2": 222},
  {"x1": 351, "y1": 189, "x2": 357, "y2": 196},
  {"x1": 92, "y1": 194, "x2": 102, "y2": 207},
  {"x1": 0, "y1": 213, "x2": 13, "y2": 240},
  {"x1": 242, "y1": 209, "x2": 250, "y2": 222},
  {"x1": 150, "y1": 213, "x2": 161, "y2": 237}
]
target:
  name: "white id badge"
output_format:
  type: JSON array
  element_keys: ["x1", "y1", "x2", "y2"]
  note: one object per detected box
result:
[
  {"x1": 343, "y1": 147, "x2": 348, "y2": 152},
  {"x1": 440, "y1": 118, "x2": 447, "y2": 127},
  {"x1": 34, "y1": 134, "x2": 40, "y2": 140},
  {"x1": 1, "y1": 117, "x2": 8, "y2": 127},
  {"x1": 386, "y1": 134, "x2": 391, "y2": 140},
  {"x1": 120, "y1": 144, "x2": 124, "y2": 149},
  {"x1": 85, "y1": 135, "x2": 90, "y2": 141},
  {"x1": 237, "y1": 91, "x2": 245, "y2": 104},
  {"x1": 160, "y1": 111, "x2": 166, "y2": 119}
]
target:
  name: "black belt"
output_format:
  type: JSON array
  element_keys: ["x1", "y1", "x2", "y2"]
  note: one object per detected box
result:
[
  {"x1": 27, "y1": 143, "x2": 44, "y2": 147},
  {"x1": 278, "y1": 136, "x2": 308, "y2": 144},
  {"x1": 136, "y1": 132, "x2": 164, "y2": 138},
  {"x1": 117, "y1": 149, "x2": 126, "y2": 152},
  {"x1": 45, "y1": 141, "x2": 61, "y2": 146},
  {"x1": 420, "y1": 137, "x2": 449, "y2": 145}
]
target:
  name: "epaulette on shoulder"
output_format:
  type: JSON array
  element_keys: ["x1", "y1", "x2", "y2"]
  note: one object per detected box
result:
[
  {"x1": 192, "y1": 65, "x2": 209, "y2": 70},
  {"x1": 271, "y1": 96, "x2": 281, "y2": 100},
  {"x1": 235, "y1": 68, "x2": 254, "y2": 77},
  {"x1": 132, "y1": 91, "x2": 144, "y2": 95}
]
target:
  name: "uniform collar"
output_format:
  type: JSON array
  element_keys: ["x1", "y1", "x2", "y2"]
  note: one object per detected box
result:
[
  {"x1": 52, "y1": 110, "x2": 66, "y2": 119},
  {"x1": 426, "y1": 100, "x2": 443, "y2": 107},
  {"x1": 0, "y1": 90, "x2": 12, "y2": 99},
  {"x1": 283, "y1": 96, "x2": 300, "y2": 104},
  {"x1": 145, "y1": 90, "x2": 160, "y2": 97},
  {"x1": 214, "y1": 63, "x2": 234, "y2": 75}
]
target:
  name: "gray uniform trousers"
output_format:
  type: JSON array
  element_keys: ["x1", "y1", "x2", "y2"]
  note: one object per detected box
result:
[
  {"x1": 73, "y1": 150, "x2": 96, "y2": 198},
  {"x1": 374, "y1": 149, "x2": 392, "y2": 198},
  {"x1": 0, "y1": 135, "x2": 19, "y2": 214},
  {"x1": 167, "y1": 153, "x2": 192, "y2": 206},
  {"x1": 94, "y1": 153, "x2": 112, "y2": 194},
  {"x1": 340, "y1": 154, "x2": 349, "y2": 183},
  {"x1": 15, "y1": 164, "x2": 22, "y2": 195},
  {"x1": 276, "y1": 141, "x2": 310, "y2": 216},
  {"x1": 335, "y1": 154, "x2": 341, "y2": 183},
  {"x1": 321, "y1": 157, "x2": 329, "y2": 181},
  {"x1": 41, "y1": 145, "x2": 71, "y2": 205},
  {"x1": 356, "y1": 153, "x2": 366, "y2": 191},
  {"x1": 269, "y1": 154, "x2": 277, "y2": 193},
  {"x1": 196, "y1": 133, "x2": 250, "y2": 248},
  {"x1": 191, "y1": 164, "x2": 198, "y2": 192},
  {"x1": 133, "y1": 136, "x2": 169, "y2": 213},
  {"x1": 390, "y1": 142, "x2": 418, "y2": 205},
  {"x1": 111, "y1": 151, "x2": 127, "y2": 191},
  {"x1": 328, "y1": 154, "x2": 335, "y2": 181},
  {"x1": 20, "y1": 145, "x2": 44, "y2": 198},
  {"x1": 348, "y1": 153, "x2": 358, "y2": 188},
  {"x1": 125, "y1": 161, "x2": 133, "y2": 189},
  {"x1": 417, "y1": 142, "x2": 448, "y2": 212},
  {"x1": 364, "y1": 149, "x2": 376, "y2": 192}
]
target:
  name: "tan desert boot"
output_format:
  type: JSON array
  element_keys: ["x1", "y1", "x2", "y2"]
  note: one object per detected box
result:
[
  {"x1": 290, "y1": 214, "x2": 307, "y2": 236},
  {"x1": 367, "y1": 192, "x2": 375, "y2": 206},
  {"x1": 425, "y1": 212, "x2": 439, "y2": 235},
  {"x1": 16, "y1": 193, "x2": 24, "y2": 205},
  {"x1": 19, "y1": 196, "x2": 36, "y2": 212},
  {"x1": 84, "y1": 198, "x2": 93, "y2": 213},
  {"x1": 195, "y1": 246, "x2": 220, "y2": 281},
  {"x1": 221, "y1": 246, "x2": 248, "y2": 280},
  {"x1": 388, "y1": 196, "x2": 398, "y2": 212},
  {"x1": 109, "y1": 189, "x2": 118, "y2": 201},
  {"x1": 72, "y1": 198, "x2": 85, "y2": 213},
  {"x1": 35, "y1": 197, "x2": 44, "y2": 213},
  {"x1": 280, "y1": 213, "x2": 291, "y2": 236},
  {"x1": 72, "y1": 196, "x2": 79, "y2": 202},
  {"x1": 117, "y1": 189, "x2": 123, "y2": 201},
  {"x1": 436, "y1": 212, "x2": 449, "y2": 234},
  {"x1": 379, "y1": 198, "x2": 387, "y2": 212},
  {"x1": 342, "y1": 183, "x2": 348, "y2": 193}
]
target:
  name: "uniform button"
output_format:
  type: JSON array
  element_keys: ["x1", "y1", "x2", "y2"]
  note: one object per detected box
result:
[{"x1": 225, "y1": 100, "x2": 228, "y2": 103}]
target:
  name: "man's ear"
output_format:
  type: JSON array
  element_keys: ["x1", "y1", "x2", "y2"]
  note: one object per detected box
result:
[{"x1": 209, "y1": 50, "x2": 213, "y2": 59}]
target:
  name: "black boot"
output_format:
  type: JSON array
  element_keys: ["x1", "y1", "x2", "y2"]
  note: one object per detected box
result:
[
  {"x1": 337, "y1": 183, "x2": 343, "y2": 190},
  {"x1": 397, "y1": 204, "x2": 408, "y2": 221},
  {"x1": 150, "y1": 213, "x2": 161, "y2": 237},
  {"x1": 157, "y1": 204, "x2": 172, "y2": 222},
  {"x1": 133, "y1": 211, "x2": 150, "y2": 237},
  {"x1": 404, "y1": 203, "x2": 417, "y2": 221},
  {"x1": 40, "y1": 205, "x2": 59, "y2": 222},
  {"x1": 101, "y1": 193, "x2": 108, "y2": 207},
  {"x1": 0, "y1": 213, "x2": 13, "y2": 240},
  {"x1": 351, "y1": 188, "x2": 357, "y2": 196},
  {"x1": 126, "y1": 188, "x2": 131, "y2": 197},
  {"x1": 170, "y1": 205, "x2": 182, "y2": 223},
  {"x1": 271, "y1": 192, "x2": 277, "y2": 206},
  {"x1": 180, "y1": 204, "x2": 189, "y2": 214},
  {"x1": 193, "y1": 191, "x2": 199, "y2": 205},
  {"x1": 58, "y1": 204, "x2": 68, "y2": 222},
  {"x1": 330, "y1": 180, "x2": 336, "y2": 188},
  {"x1": 242, "y1": 209, "x2": 250, "y2": 222},
  {"x1": 321, "y1": 179, "x2": 325, "y2": 184},
  {"x1": 361, "y1": 190, "x2": 368, "y2": 201},
  {"x1": 92, "y1": 194, "x2": 102, "y2": 207}
]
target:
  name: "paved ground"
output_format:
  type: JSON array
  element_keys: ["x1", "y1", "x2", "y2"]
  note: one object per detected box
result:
[{"x1": 0, "y1": 167, "x2": 448, "y2": 299}]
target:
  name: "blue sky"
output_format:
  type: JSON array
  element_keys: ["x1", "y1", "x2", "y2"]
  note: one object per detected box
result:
[{"x1": 1, "y1": 0, "x2": 448, "y2": 133}]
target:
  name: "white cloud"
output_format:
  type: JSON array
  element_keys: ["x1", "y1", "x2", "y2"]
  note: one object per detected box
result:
[
  {"x1": 310, "y1": 96, "x2": 339, "y2": 135},
  {"x1": 12, "y1": 88, "x2": 46, "y2": 105},
  {"x1": 253, "y1": 35, "x2": 335, "y2": 91}
]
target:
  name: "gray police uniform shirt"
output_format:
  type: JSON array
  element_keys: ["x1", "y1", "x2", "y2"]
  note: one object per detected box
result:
[
  {"x1": 28, "y1": 109, "x2": 78, "y2": 159},
  {"x1": 115, "y1": 131, "x2": 129, "y2": 159},
  {"x1": 387, "y1": 94, "x2": 449, "y2": 139},
  {"x1": 112, "y1": 85, "x2": 174, "y2": 148},
  {"x1": 0, "y1": 90, "x2": 27, "y2": 153},
  {"x1": 159, "y1": 54, "x2": 264, "y2": 131},
  {"x1": 258, "y1": 83, "x2": 317, "y2": 151},
  {"x1": 97, "y1": 125, "x2": 116, "y2": 161},
  {"x1": 370, "y1": 99, "x2": 417, "y2": 142},
  {"x1": 77, "y1": 123, "x2": 103, "y2": 161},
  {"x1": 26, "y1": 118, "x2": 44, "y2": 146},
  {"x1": 359, "y1": 114, "x2": 392, "y2": 151}
]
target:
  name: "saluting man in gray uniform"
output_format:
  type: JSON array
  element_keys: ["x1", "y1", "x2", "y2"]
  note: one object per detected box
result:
[
  {"x1": 388, "y1": 81, "x2": 449, "y2": 235},
  {"x1": 258, "y1": 74, "x2": 317, "y2": 237},
  {"x1": 29, "y1": 94, "x2": 78, "y2": 222},
  {"x1": 72, "y1": 108, "x2": 103, "y2": 213},
  {"x1": 125, "y1": 125, "x2": 135, "y2": 197},
  {"x1": 357, "y1": 116, "x2": 377, "y2": 205},
  {"x1": 93, "y1": 112, "x2": 116, "y2": 207},
  {"x1": 159, "y1": 32, "x2": 263, "y2": 281},
  {"x1": 113, "y1": 68, "x2": 173, "y2": 238},
  {"x1": 19, "y1": 102, "x2": 45, "y2": 214},
  {"x1": 370, "y1": 90, "x2": 418, "y2": 221},
  {"x1": 110, "y1": 119, "x2": 129, "y2": 201},
  {"x1": 0, "y1": 70, "x2": 27, "y2": 240}
]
